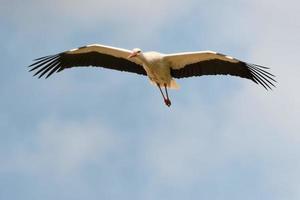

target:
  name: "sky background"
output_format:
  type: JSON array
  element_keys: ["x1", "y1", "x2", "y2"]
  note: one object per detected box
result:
[{"x1": 1, "y1": 0, "x2": 300, "y2": 199}]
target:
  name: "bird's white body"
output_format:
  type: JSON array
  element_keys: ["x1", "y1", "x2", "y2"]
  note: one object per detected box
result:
[{"x1": 139, "y1": 52, "x2": 179, "y2": 89}]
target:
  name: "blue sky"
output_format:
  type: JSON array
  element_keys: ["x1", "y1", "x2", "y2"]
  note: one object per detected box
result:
[{"x1": 1, "y1": 0, "x2": 300, "y2": 199}]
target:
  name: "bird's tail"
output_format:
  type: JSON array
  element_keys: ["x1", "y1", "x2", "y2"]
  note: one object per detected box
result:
[
  {"x1": 168, "y1": 79, "x2": 180, "y2": 90},
  {"x1": 149, "y1": 79, "x2": 180, "y2": 89}
]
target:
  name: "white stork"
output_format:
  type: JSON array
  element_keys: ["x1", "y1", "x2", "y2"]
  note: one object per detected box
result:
[{"x1": 29, "y1": 44, "x2": 276, "y2": 107}]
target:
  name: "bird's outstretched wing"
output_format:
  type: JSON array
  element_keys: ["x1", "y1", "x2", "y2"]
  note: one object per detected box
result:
[
  {"x1": 29, "y1": 44, "x2": 146, "y2": 78},
  {"x1": 164, "y1": 51, "x2": 276, "y2": 90}
]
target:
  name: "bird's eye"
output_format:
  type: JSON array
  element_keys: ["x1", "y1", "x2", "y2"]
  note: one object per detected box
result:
[{"x1": 137, "y1": 50, "x2": 141, "y2": 53}]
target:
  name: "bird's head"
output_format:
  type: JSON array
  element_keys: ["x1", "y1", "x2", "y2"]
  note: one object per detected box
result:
[{"x1": 128, "y1": 48, "x2": 142, "y2": 58}]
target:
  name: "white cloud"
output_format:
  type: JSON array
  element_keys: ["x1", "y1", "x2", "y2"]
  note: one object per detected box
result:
[
  {"x1": 1, "y1": 0, "x2": 300, "y2": 199},
  {"x1": 1, "y1": 118, "x2": 119, "y2": 177},
  {"x1": 2, "y1": 0, "x2": 195, "y2": 48},
  {"x1": 139, "y1": 1, "x2": 300, "y2": 199}
]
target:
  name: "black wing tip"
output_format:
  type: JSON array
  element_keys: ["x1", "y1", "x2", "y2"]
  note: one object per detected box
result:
[
  {"x1": 245, "y1": 62, "x2": 277, "y2": 90},
  {"x1": 28, "y1": 54, "x2": 57, "y2": 67},
  {"x1": 28, "y1": 53, "x2": 62, "y2": 78},
  {"x1": 33, "y1": 54, "x2": 53, "y2": 61}
]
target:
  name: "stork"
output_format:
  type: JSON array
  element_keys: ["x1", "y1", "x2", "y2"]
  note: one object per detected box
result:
[{"x1": 29, "y1": 44, "x2": 276, "y2": 107}]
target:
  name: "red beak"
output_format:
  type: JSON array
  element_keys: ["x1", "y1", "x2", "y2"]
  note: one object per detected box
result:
[{"x1": 128, "y1": 52, "x2": 137, "y2": 59}]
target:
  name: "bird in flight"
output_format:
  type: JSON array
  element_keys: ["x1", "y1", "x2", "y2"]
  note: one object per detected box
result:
[{"x1": 29, "y1": 44, "x2": 276, "y2": 107}]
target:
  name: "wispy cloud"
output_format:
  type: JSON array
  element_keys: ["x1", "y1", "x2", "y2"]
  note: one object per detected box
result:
[
  {"x1": 1, "y1": 119, "x2": 119, "y2": 177},
  {"x1": 1, "y1": 0, "x2": 300, "y2": 199}
]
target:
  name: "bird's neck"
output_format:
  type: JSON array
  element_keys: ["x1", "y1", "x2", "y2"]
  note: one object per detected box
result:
[{"x1": 137, "y1": 53, "x2": 148, "y2": 65}]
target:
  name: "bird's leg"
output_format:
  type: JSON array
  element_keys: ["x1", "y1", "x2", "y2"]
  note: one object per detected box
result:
[
  {"x1": 164, "y1": 83, "x2": 171, "y2": 107},
  {"x1": 157, "y1": 83, "x2": 166, "y2": 100},
  {"x1": 157, "y1": 83, "x2": 169, "y2": 107}
]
